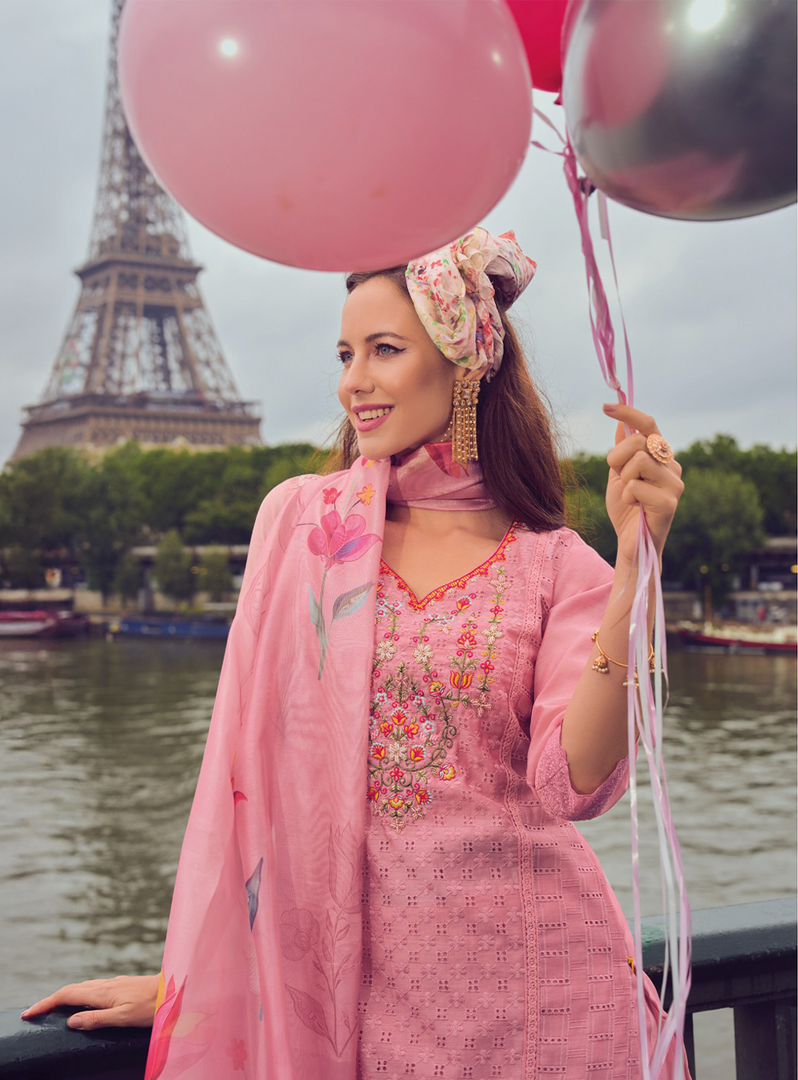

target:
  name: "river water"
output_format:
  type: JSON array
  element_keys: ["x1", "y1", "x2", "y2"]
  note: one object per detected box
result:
[{"x1": 1, "y1": 637, "x2": 794, "y2": 1078}]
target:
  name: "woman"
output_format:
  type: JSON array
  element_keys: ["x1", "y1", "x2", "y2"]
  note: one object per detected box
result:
[{"x1": 23, "y1": 228, "x2": 688, "y2": 1079}]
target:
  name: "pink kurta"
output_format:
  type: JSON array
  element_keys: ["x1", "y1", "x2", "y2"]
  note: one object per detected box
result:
[{"x1": 358, "y1": 522, "x2": 678, "y2": 1079}]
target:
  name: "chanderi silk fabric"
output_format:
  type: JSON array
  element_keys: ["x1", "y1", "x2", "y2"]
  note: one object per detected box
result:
[
  {"x1": 146, "y1": 444, "x2": 686, "y2": 1080},
  {"x1": 147, "y1": 453, "x2": 388, "y2": 1080}
]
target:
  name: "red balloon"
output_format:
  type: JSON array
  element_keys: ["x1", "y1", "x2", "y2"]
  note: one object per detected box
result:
[
  {"x1": 117, "y1": 0, "x2": 533, "y2": 272},
  {"x1": 504, "y1": 0, "x2": 569, "y2": 93}
]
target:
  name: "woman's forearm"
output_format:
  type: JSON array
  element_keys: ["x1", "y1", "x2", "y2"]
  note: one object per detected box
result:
[{"x1": 559, "y1": 553, "x2": 656, "y2": 793}]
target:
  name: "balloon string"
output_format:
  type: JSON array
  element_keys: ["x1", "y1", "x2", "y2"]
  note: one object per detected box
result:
[{"x1": 532, "y1": 107, "x2": 691, "y2": 1078}]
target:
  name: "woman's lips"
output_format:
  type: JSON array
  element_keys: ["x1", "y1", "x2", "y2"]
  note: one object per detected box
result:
[{"x1": 353, "y1": 407, "x2": 393, "y2": 432}]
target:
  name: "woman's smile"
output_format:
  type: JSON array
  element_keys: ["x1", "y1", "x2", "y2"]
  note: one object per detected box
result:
[{"x1": 352, "y1": 404, "x2": 395, "y2": 431}]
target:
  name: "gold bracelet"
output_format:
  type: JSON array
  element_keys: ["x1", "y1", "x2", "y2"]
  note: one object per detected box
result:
[{"x1": 591, "y1": 630, "x2": 655, "y2": 688}]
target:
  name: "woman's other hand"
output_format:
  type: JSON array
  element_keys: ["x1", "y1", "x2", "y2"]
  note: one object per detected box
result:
[
  {"x1": 20, "y1": 973, "x2": 160, "y2": 1030},
  {"x1": 603, "y1": 403, "x2": 684, "y2": 565}
]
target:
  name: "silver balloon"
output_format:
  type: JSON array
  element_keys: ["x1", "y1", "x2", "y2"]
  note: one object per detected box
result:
[{"x1": 561, "y1": 0, "x2": 797, "y2": 220}]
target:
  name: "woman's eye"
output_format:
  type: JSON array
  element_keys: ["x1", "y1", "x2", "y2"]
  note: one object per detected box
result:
[
  {"x1": 336, "y1": 352, "x2": 352, "y2": 364},
  {"x1": 376, "y1": 343, "x2": 399, "y2": 356}
]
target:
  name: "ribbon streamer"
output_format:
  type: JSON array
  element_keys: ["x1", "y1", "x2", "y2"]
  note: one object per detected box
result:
[{"x1": 532, "y1": 107, "x2": 692, "y2": 1078}]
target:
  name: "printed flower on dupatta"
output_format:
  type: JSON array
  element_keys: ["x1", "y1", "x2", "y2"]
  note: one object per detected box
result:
[
  {"x1": 225, "y1": 1038, "x2": 247, "y2": 1071},
  {"x1": 306, "y1": 484, "x2": 382, "y2": 678},
  {"x1": 307, "y1": 509, "x2": 379, "y2": 570},
  {"x1": 280, "y1": 908, "x2": 321, "y2": 961}
]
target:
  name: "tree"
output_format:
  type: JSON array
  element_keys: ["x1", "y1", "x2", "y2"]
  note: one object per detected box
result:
[
  {"x1": 663, "y1": 469, "x2": 765, "y2": 605},
  {"x1": 113, "y1": 552, "x2": 142, "y2": 607},
  {"x1": 2, "y1": 546, "x2": 43, "y2": 589},
  {"x1": 75, "y1": 444, "x2": 146, "y2": 603},
  {"x1": 199, "y1": 548, "x2": 233, "y2": 602},
  {"x1": 182, "y1": 444, "x2": 317, "y2": 544},
  {"x1": 0, "y1": 446, "x2": 87, "y2": 551},
  {"x1": 568, "y1": 452, "x2": 609, "y2": 497},
  {"x1": 137, "y1": 449, "x2": 228, "y2": 535},
  {"x1": 678, "y1": 435, "x2": 797, "y2": 536},
  {"x1": 565, "y1": 485, "x2": 617, "y2": 565},
  {"x1": 153, "y1": 530, "x2": 194, "y2": 605}
]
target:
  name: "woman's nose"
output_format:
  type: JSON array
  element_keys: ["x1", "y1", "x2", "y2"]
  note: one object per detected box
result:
[{"x1": 341, "y1": 353, "x2": 375, "y2": 395}]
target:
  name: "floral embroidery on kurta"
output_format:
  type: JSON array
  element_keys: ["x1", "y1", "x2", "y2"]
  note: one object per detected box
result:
[{"x1": 368, "y1": 529, "x2": 517, "y2": 830}]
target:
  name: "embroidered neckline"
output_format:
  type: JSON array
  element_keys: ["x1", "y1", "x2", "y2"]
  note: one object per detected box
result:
[{"x1": 379, "y1": 521, "x2": 520, "y2": 611}]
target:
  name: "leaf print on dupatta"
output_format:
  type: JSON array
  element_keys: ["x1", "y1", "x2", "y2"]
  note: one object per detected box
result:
[
  {"x1": 145, "y1": 973, "x2": 214, "y2": 1080},
  {"x1": 305, "y1": 471, "x2": 382, "y2": 678},
  {"x1": 281, "y1": 825, "x2": 363, "y2": 1058}
]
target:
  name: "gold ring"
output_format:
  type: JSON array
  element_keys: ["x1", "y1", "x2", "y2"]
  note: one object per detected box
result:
[{"x1": 645, "y1": 433, "x2": 673, "y2": 464}]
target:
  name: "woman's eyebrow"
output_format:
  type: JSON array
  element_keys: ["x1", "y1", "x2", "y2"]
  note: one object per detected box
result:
[{"x1": 336, "y1": 332, "x2": 411, "y2": 348}]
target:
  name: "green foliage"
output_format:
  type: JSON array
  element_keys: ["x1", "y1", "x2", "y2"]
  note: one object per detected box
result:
[
  {"x1": 0, "y1": 435, "x2": 790, "y2": 604},
  {"x1": 568, "y1": 452, "x2": 609, "y2": 497},
  {"x1": 76, "y1": 444, "x2": 146, "y2": 601},
  {"x1": 0, "y1": 442, "x2": 321, "y2": 597},
  {"x1": 563, "y1": 436, "x2": 792, "y2": 592},
  {"x1": 0, "y1": 446, "x2": 87, "y2": 550},
  {"x1": 153, "y1": 530, "x2": 194, "y2": 604},
  {"x1": 677, "y1": 435, "x2": 796, "y2": 536},
  {"x1": 198, "y1": 548, "x2": 233, "y2": 602},
  {"x1": 113, "y1": 551, "x2": 142, "y2": 605},
  {"x1": 3, "y1": 546, "x2": 43, "y2": 589},
  {"x1": 180, "y1": 443, "x2": 317, "y2": 544},
  {"x1": 564, "y1": 486, "x2": 617, "y2": 565},
  {"x1": 662, "y1": 469, "x2": 765, "y2": 600},
  {"x1": 136, "y1": 448, "x2": 228, "y2": 535}
]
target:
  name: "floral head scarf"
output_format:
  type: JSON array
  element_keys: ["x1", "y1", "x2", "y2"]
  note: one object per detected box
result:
[{"x1": 405, "y1": 227, "x2": 537, "y2": 382}]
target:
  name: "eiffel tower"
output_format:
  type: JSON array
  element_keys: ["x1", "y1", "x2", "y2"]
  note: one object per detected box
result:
[{"x1": 12, "y1": 0, "x2": 261, "y2": 460}]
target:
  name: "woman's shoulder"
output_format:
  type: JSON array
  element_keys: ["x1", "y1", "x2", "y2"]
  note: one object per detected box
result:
[
  {"x1": 258, "y1": 472, "x2": 316, "y2": 514},
  {"x1": 513, "y1": 523, "x2": 614, "y2": 589}
]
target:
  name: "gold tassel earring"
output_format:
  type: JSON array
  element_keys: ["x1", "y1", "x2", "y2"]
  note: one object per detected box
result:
[{"x1": 451, "y1": 379, "x2": 480, "y2": 466}]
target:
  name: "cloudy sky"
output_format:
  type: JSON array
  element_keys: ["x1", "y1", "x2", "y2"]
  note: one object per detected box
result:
[{"x1": 1, "y1": 0, "x2": 795, "y2": 468}]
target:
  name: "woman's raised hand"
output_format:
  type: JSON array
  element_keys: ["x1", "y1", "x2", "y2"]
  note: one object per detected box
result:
[
  {"x1": 602, "y1": 403, "x2": 684, "y2": 566},
  {"x1": 21, "y1": 974, "x2": 160, "y2": 1030}
]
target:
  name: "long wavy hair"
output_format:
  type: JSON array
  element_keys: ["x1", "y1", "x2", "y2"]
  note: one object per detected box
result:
[{"x1": 323, "y1": 267, "x2": 567, "y2": 533}]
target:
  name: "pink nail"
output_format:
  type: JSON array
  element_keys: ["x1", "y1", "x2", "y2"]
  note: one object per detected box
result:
[{"x1": 603, "y1": 403, "x2": 618, "y2": 413}]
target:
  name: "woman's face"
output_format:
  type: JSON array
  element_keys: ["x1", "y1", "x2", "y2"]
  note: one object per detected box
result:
[{"x1": 337, "y1": 276, "x2": 459, "y2": 460}]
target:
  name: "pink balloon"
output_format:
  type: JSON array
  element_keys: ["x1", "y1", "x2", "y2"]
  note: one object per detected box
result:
[{"x1": 118, "y1": 0, "x2": 533, "y2": 271}]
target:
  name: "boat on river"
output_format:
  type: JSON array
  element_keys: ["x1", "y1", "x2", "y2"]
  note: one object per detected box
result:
[
  {"x1": 676, "y1": 620, "x2": 797, "y2": 653},
  {"x1": 0, "y1": 610, "x2": 90, "y2": 639},
  {"x1": 104, "y1": 615, "x2": 230, "y2": 640}
]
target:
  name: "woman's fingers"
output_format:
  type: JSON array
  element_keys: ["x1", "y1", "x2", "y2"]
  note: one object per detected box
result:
[
  {"x1": 22, "y1": 982, "x2": 111, "y2": 1017},
  {"x1": 22, "y1": 974, "x2": 160, "y2": 1029},
  {"x1": 619, "y1": 479, "x2": 681, "y2": 513},
  {"x1": 617, "y1": 450, "x2": 685, "y2": 493},
  {"x1": 606, "y1": 420, "x2": 682, "y2": 480},
  {"x1": 607, "y1": 431, "x2": 647, "y2": 474},
  {"x1": 603, "y1": 402, "x2": 660, "y2": 437},
  {"x1": 68, "y1": 1005, "x2": 136, "y2": 1030},
  {"x1": 600, "y1": 404, "x2": 684, "y2": 560}
]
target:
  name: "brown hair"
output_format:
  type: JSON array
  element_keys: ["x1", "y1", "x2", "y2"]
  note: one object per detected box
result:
[{"x1": 324, "y1": 267, "x2": 567, "y2": 533}]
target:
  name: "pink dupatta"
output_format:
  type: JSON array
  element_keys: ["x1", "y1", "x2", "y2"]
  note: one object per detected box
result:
[{"x1": 146, "y1": 446, "x2": 491, "y2": 1080}]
